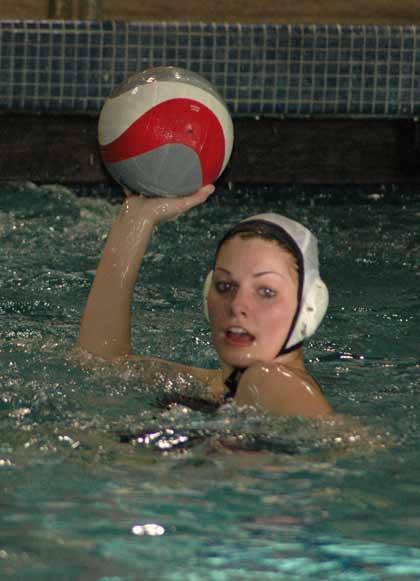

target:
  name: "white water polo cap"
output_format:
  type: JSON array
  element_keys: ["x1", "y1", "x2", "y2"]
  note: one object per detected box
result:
[{"x1": 203, "y1": 213, "x2": 329, "y2": 354}]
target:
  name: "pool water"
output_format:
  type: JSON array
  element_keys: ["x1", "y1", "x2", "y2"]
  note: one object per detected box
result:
[{"x1": 0, "y1": 182, "x2": 418, "y2": 580}]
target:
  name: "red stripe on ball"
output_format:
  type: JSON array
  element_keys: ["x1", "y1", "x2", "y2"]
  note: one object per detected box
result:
[{"x1": 101, "y1": 98, "x2": 226, "y2": 185}]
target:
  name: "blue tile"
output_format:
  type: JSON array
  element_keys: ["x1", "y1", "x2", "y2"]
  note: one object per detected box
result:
[
  {"x1": 1, "y1": 21, "x2": 420, "y2": 117},
  {"x1": 402, "y1": 51, "x2": 415, "y2": 62}
]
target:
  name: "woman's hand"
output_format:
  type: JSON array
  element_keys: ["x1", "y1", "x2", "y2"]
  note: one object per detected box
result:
[{"x1": 123, "y1": 184, "x2": 215, "y2": 225}]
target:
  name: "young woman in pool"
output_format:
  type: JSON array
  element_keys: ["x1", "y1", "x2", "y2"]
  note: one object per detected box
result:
[{"x1": 78, "y1": 185, "x2": 332, "y2": 418}]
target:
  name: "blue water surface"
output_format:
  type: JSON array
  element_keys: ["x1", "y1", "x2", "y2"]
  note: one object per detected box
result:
[{"x1": 0, "y1": 182, "x2": 419, "y2": 580}]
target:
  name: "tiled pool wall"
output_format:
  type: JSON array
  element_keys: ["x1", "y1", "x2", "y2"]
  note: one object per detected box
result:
[{"x1": 0, "y1": 20, "x2": 420, "y2": 118}]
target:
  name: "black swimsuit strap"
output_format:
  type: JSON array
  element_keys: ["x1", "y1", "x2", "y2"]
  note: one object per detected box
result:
[
  {"x1": 223, "y1": 340, "x2": 304, "y2": 401},
  {"x1": 224, "y1": 367, "x2": 246, "y2": 400}
]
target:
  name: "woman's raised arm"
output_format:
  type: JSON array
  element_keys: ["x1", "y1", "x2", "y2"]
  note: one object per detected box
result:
[{"x1": 78, "y1": 185, "x2": 214, "y2": 360}]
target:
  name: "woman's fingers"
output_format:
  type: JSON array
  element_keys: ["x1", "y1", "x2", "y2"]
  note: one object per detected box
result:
[
  {"x1": 176, "y1": 184, "x2": 215, "y2": 211},
  {"x1": 150, "y1": 184, "x2": 215, "y2": 221},
  {"x1": 120, "y1": 184, "x2": 215, "y2": 225},
  {"x1": 122, "y1": 186, "x2": 135, "y2": 198}
]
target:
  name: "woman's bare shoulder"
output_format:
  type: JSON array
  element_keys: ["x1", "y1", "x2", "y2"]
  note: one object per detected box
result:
[{"x1": 235, "y1": 361, "x2": 332, "y2": 418}]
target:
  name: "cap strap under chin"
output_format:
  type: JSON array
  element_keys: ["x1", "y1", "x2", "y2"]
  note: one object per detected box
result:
[{"x1": 277, "y1": 340, "x2": 304, "y2": 357}]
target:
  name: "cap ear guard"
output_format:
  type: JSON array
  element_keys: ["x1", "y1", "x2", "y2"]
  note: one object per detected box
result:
[
  {"x1": 203, "y1": 270, "x2": 213, "y2": 321},
  {"x1": 286, "y1": 277, "x2": 329, "y2": 350}
]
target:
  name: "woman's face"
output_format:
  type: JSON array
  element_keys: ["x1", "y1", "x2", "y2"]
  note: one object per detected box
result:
[{"x1": 207, "y1": 235, "x2": 299, "y2": 369}]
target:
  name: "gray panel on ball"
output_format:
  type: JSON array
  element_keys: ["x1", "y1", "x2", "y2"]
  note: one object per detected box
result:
[{"x1": 110, "y1": 143, "x2": 203, "y2": 197}]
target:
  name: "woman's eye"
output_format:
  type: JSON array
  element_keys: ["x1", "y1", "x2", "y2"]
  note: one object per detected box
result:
[
  {"x1": 258, "y1": 287, "x2": 276, "y2": 298},
  {"x1": 215, "y1": 281, "x2": 232, "y2": 293}
]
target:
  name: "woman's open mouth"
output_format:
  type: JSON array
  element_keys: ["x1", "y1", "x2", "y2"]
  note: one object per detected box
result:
[{"x1": 224, "y1": 326, "x2": 255, "y2": 347}]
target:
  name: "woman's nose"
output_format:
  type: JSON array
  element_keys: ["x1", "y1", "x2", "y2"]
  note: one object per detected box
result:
[{"x1": 229, "y1": 287, "x2": 250, "y2": 317}]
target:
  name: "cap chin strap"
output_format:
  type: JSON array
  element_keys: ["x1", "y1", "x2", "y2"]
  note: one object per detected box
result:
[
  {"x1": 278, "y1": 341, "x2": 303, "y2": 356},
  {"x1": 203, "y1": 270, "x2": 328, "y2": 357}
]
